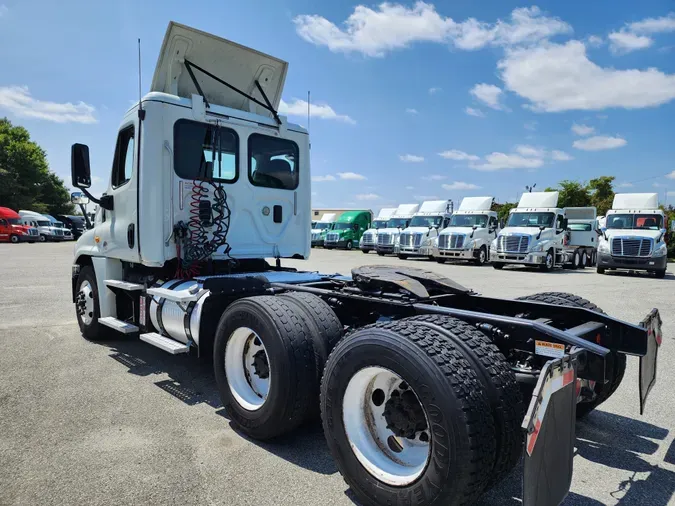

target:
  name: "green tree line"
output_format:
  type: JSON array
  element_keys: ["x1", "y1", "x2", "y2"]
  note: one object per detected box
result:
[{"x1": 0, "y1": 118, "x2": 75, "y2": 215}]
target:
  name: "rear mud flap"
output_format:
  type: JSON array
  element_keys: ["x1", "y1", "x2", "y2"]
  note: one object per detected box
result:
[
  {"x1": 639, "y1": 308, "x2": 661, "y2": 415},
  {"x1": 522, "y1": 351, "x2": 581, "y2": 506}
]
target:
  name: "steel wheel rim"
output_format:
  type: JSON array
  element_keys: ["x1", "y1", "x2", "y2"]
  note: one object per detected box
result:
[
  {"x1": 225, "y1": 327, "x2": 270, "y2": 411},
  {"x1": 77, "y1": 280, "x2": 95, "y2": 325},
  {"x1": 546, "y1": 252, "x2": 553, "y2": 269},
  {"x1": 343, "y1": 366, "x2": 431, "y2": 486},
  {"x1": 582, "y1": 252, "x2": 587, "y2": 266},
  {"x1": 39, "y1": 235, "x2": 46, "y2": 242},
  {"x1": 479, "y1": 249, "x2": 486, "y2": 264},
  {"x1": 10, "y1": 235, "x2": 19, "y2": 243}
]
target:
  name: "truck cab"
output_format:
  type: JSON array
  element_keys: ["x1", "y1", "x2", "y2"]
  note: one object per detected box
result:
[
  {"x1": 597, "y1": 193, "x2": 668, "y2": 278},
  {"x1": 375, "y1": 204, "x2": 420, "y2": 255},
  {"x1": 324, "y1": 210, "x2": 372, "y2": 250},
  {"x1": 56, "y1": 215, "x2": 87, "y2": 239},
  {"x1": 397, "y1": 200, "x2": 453, "y2": 259},
  {"x1": 0, "y1": 207, "x2": 37, "y2": 243},
  {"x1": 359, "y1": 207, "x2": 396, "y2": 253},
  {"x1": 434, "y1": 196, "x2": 498, "y2": 266},
  {"x1": 19, "y1": 210, "x2": 63, "y2": 242},
  {"x1": 45, "y1": 214, "x2": 74, "y2": 240},
  {"x1": 311, "y1": 213, "x2": 337, "y2": 247},
  {"x1": 491, "y1": 192, "x2": 567, "y2": 271}
]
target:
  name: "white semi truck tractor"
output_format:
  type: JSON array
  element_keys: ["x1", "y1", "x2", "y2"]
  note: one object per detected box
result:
[
  {"x1": 434, "y1": 196, "x2": 499, "y2": 266},
  {"x1": 597, "y1": 193, "x2": 668, "y2": 278},
  {"x1": 491, "y1": 192, "x2": 597, "y2": 271},
  {"x1": 359, "y1": 207, "x2": 396, "y2": 253},
  {"x1": 311, "y1": 212, "x2": 337, "y2": 247},
  {"x1": 68, "y1": 22, "x2": 662, "y2": 506},
  {"x1": 374, "y1": 203, "x2": 419, "y2": 255},
  {"x1": 397, "y1": 200, "x2": 453, "y2": 260}
]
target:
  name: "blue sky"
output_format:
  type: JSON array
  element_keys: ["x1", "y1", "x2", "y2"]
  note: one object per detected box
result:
[{"x1": 1, "y1": 0, "x2": 675, "y2": 209}]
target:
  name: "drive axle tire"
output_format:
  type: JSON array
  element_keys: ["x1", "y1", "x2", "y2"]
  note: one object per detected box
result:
[
  {"x1": 75, "y1": 265, "x2": 105, "y2": 341},
  {"x1": 515, "y1": 292, "x2": 626, "y2": 418},
  {"x1": 321, "y1": 321, "x2": 496, "y2": 506},
  {"x1": 404, "y1": 315, "x2": 523, "y2": 485},
  {"x1": 214, "y1": 296, "x2": 317, "y2": 440}
]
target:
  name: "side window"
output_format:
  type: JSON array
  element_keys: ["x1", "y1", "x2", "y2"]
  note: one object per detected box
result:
[
  {"x1": 174, "y1": 120, "x2": 238, "y2": 182},
  {"x1": 111, "y1": 126, "x2": 135, "y2": 188},
  {"x1": 249, "y1": 134, "x2": 299, "y2": 190},
  {"x1": 489, "y1": 216, "x2": 498, "y2": 228},
  {"x1": 0, "y1": 219, "x2": 7, "y2": 227},
  {"x1": 556, "y1": 214, "x2": 564, "y2": 231}
]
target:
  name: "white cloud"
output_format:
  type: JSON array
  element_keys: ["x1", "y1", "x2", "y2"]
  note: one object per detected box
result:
[
  {"x1": 551, "y1": 150, "x2": 574, "y2": 161},
  {"x1": 429, "y1": 87, "x2": 442, "y2": 95},
  {"x1": 571, "y1": 123, "x2": 595, "y2": 136},
  {"x1": 465, "y1": 107, "x2": 485, "y2": 117},
  {"x1": 470, "y1": 83, "x2": 504, "y2": 110},
  {"x1": 337, "y1": 172, "x2": 367, "y2": 180},
  {"x1": 666, "y1": 170, "x2": 675, "y2": 180},
  {"x1": 0, "y1": 86, "x2": 97, "y2": 123},
  {"x1": 628, "y1": 13, "x2": 675, "y2": 34},
  {"x1": 356, "y1": 193, "x2": 381, "y2": 201},
  {"x1": 587, "y1": 35, "x2": 603, "y2": 47},
  {"x1": 422, "y1": 174, "x2": 447, "y2": 181},
  {"x1": 499, "y1": 41, "x2": 675, "y2": 112},
  {"x1": 279, "y1": 98, "x2": 355, "y2": 124},
  {"x1": 608, "y1": 31, "x2": 653, "y2": 54},
  {"x1": 442, "y1": 181, "x2": 482, "y2": 190},
  {"x1": 405, "y1": 186, "x2": 415, "y2": 190},
  {"x1": 472, "y1": 152, "x2": 544, "y2": 171},
  {"x1": 312, "y1": 175, "x2": 336, "y2": 182},
  {"x1": 406, "y1": 108, "x2": 419, "y2": 114},
  {"x1": 617, "y1": 182, "x2": 634, "y2": 188},
  {"x1": 414, "y1": 195, "x2": 439, "y2": 200},
  {"x1": 400, "y1": 154, "x2": 425, "y2": 162},
  {"x1": 438, "y1": 149, "x2": 479, "y2": 161},
  {"x1": 294, "y1": 4, "x2": 571, "y2": 57},
  {"x1": 573, "y1": 135, "x2": 627, "y2": 151},
  {"x1": 515, "y1": 144, "x2": 545, "y2": 157}
]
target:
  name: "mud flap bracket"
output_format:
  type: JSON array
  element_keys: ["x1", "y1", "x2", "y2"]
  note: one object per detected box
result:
[{"x1": 522, "y1": 349, "x2": 583, "y2": 506}]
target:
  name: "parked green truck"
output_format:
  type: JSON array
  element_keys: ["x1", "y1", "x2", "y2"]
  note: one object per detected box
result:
[{"x1": 324, "y1": 210, "x2": 372, "y2": 250}]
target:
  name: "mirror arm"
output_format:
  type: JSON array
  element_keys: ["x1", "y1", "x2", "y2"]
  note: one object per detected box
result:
[{"x1": 78, "y1": 187, "x2": 101, "y2": 205}]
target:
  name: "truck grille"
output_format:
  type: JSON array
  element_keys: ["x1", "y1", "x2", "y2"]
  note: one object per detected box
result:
[
  {"x1": 439, "y1": 234, "x2": 464, "y2": 250},
  {"x1": 326, "y1": 233, "x2": 339, "y2": 243},
  {"x1": 53, "y1": 229, "x2": 63, "y2": 236},
  {"x1": 399, "y1": 233, "x2": 422, "y2": 248},
  {"x1": 611, "y1": 237, "x2": 652, "y2": 257},
  {"x1": 362, "y1": 232, "x2": 374, "y2": 245},
  {"x1": 311, "y1": 232, "x2": 321, "y2": 241},
  {"x1": 378, "y1": 233, "x2": 393, "y2": 245},
  {"x1": 497, "y1": 235, "x2": 529, "y2": 253},
  {"x1": 28, "y1": 229, "x2": 38, "y2": 236}
]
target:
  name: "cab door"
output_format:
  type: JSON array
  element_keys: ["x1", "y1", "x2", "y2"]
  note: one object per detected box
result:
[
  {"x1": 96, "y1": 121, "x2": 140, "y2": 262},
  {"x1": 0, "y1": 218, "x2": 9, "y2": 241}
]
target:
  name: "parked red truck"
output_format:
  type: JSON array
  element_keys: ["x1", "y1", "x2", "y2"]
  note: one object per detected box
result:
[{"x1": 0, "y1": 207, "x2": 38, "y2": 243}]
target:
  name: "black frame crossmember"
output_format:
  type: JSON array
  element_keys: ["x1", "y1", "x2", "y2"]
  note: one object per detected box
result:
[{"x1": 184, "y1": 59, "x2": 282, "y2": 125}]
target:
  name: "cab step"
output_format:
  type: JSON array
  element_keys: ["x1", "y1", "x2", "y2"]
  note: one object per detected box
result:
[
  {"x1": 146, "y1": 285, "x2": 206, "y2": 303},
  {"x1": 140, "y1": 332, "x2": 190, "y2": 354},
  {"x1": 99, "y1": 317, "x2": 139, "y2": 334},
  {"x1": 105, "y1": 280, "x2": 145, "y2": 291}
]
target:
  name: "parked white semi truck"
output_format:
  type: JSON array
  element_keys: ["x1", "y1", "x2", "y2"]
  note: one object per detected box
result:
[
  {"x1": 491, "y1": 192, "x2": 597, "y2": 271},
  {"x1": 19, "y1": 210, "x2": 64, "y2": 242},
  {"x1": 67, "y1": 22, "x2": 662, "y2": 506},
  {"x1": 597, "y1": 193, "x2": 668, "y2": 278},
  {"x1": 359, "y1": 207, "x2": 396, "y2": 253},
  {"x1": 434, "y1": 196, "x2": 499, "y2": 266},
  {"x1": 374, "y1": 203, "x2": 419, "y2": 255},
  {"x1": 310, "y1": 213, "x2": 337, "y2": 247},
  {"x1": 397, "y1": 200, "x2": 453, "y2": 260}
]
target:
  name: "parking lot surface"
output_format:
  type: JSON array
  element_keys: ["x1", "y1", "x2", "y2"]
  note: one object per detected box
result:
[{"x1": 1, "y1": 242, "x2": 674, "y2": 505}]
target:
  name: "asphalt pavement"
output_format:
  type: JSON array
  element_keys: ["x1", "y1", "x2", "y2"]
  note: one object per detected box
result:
[{"x1": 1, "y1": 242, "x2": 673, "y2": 505}]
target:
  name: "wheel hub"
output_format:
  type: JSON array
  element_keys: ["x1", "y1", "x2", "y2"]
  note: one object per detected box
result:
[
  {"x1": 383, "y1": 386, "x2": 428, "y2": 439},
  {"x1": 252, "y1": 349, "x2": 269, "y2": 379}
]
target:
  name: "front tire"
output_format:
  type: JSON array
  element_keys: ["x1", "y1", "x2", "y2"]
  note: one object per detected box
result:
[
  {"x1": 321, "y1": 321, "x2": 496, "y2": 506},
  {"x1": 213, "y1": 296, "x2": 317, "y2": 440},
  {"x1": 39, "y1": 235, "x2": 47, "y2": 242},
  {"x1": 597, "y1": 266, "x2": 605, "y2": 274},
  {"x1": 397, "y1": 254, "x2": 408, "y2": 260},
  {"x1": 361, "y1": 249, "x2": 369, "y2": 254},
  {"x1": 474, "y1": 246, "x2": 487, "y2": 266},
  {"x1": 655, "y1": 269, "x2": 666, "y2": 279},
  {"x1": 539, "y1": 249, "x2": 554, "y2": 272},
  {"x1": 10, "y1": 235, "x2": 20, "y2": 243},
  {"x1": 436, "y1": 258, "x2": 447, "y2": 264},
  {"x1": 75, "y1": 265, "x2": 104, "y2": 340},
  {"x1": 492, "y1": 262, "x2": 504, "y2": 270},
  {"x1": 345, "y1": 240, "x2": 353, "y2": 250}
]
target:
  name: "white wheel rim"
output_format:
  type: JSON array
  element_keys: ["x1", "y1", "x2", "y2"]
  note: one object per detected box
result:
[
  {"x1": 77, "y1": 280, "x2": 95, "y2": 325},
  {"x1": 343, "y1": 367, "x2": 431, "y2": 486},
  {"x1": 547, "y1": 253, "x2": 553, "y2": 268},
  {"x1": 11, "y1": 235, "x2": 18, "y2": 243},
  {"x1": 479, "y1": 249, "x2": 486, "y2": 263},
  {"x1": 582, "y1": 252, "x2": 587, "y2": 265},
  {"x1": 225, "y1": 327, "x2": 270, "y2": 411}
]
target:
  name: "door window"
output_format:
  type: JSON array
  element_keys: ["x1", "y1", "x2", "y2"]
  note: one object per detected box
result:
[
  {"x1": 249, "y1": 134, "x2": 299, "y2": 190},
  {"x1": 111, "y1": 126, "x2": 135, "y2": 188},
  {"x1": 489, "y1": 216, "x2": 498, "y2": 229},
  {"x1": 556, "y1": 214, "x2": 564, "y2": 231},
  {"x1": 0, "y1": 219, "x2": 7, "y2": 227}
]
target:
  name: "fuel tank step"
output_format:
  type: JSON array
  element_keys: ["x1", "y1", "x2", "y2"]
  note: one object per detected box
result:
[
  {"x1": 140, "y1": 332, "x2": 190, "y2": 354},
  {"x1": 105, "y1": 280, "x2": 145, "y2": 291},
  {"x1": 99, "y1": 317, "x2": 139, "y2": 334},
  {"x1": 146, "y1": 285, "x2": 206, "y2": 303}
]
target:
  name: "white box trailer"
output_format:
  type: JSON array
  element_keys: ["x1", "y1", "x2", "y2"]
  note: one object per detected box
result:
[
  {"x1": 360, "y1": 207, "x2": 396, "y2": 253},
  {"x1": 433, "y1": 196, "x2": 499, "y2": 265},
  {"x1": 596, "y1": 193, "x2": 668, "y2": 278},
  {"x1": 375, "y1": 203, "x2": 419, "y2": 255},
  {"x1": 397, "y1": 200, "x2": 453, "y2": 259},
  {"x1": 66, "y1": 22, "x2": 663, "y2": 506},
  {"x1": 490, "y1": 192, "x2": 597, "y2": 271}
]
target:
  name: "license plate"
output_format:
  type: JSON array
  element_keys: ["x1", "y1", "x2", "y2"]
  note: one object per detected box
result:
[{"x1": 638, "y1": 308, "x2": 661, "y2": 414}]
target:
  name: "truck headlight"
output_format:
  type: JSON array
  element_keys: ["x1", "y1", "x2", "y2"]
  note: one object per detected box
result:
[
  {"x1": 491, "y1": 239, "x2": 497, "y2": 250},
  {"x1": 531, "y1": 242, "x2": 545, "y2": 252},
  {"x1": 464, "y1": 239, "x2": 475, "y2": 250},
  {"x1": 653, "y1": 243, "x2": 667, "y2": 257},
  {"x1": 598, "y1": 241, "x2": 610, "y2": 253}
]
